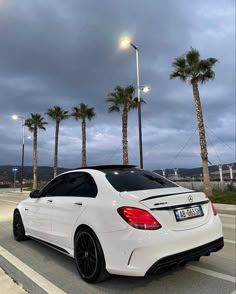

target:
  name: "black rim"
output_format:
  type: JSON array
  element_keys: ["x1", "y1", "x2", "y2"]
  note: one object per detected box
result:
[
  {"x1": 13, "y1": 213, "x2": 22, "y2": 238},
  {"x1": 76, "y1": 232, "x2": 98, "y2": 279}
]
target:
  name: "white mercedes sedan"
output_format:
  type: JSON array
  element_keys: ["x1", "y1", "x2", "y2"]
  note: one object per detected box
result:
[{"x1": 13, "y1": 165, "x2": 224, "y2": 283}]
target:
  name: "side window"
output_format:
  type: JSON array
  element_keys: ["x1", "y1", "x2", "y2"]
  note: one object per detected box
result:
[
  {"x1": 40, "y1": 172, "x2": 97, "y2": 197},
  {"x1": 40, "y1": 175, "x2": 67, "y2": 196},
  {"x1": 66, "y1": 173, "x2": 98, "y2": 197}
]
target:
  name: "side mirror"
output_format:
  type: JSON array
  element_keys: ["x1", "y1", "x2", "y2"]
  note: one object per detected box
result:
[{"x1": 29, "y1": 190, "x2": 41, "y2": 198}]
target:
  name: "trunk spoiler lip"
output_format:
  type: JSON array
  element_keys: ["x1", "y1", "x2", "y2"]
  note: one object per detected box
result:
[
  {"x1": 140, "y1": 191, "x2": 200, "y2": 202},
  {"x1": 150, "y1": 200, "x2": 209, "y2": 211}
]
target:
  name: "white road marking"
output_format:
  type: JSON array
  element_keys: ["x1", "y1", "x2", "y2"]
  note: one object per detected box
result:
[
  {"x1": 219, "y1": 214, "x2": 236, "y2": 218},
  {"x1": 0, "y1": 246, "x2": 66, "y2": 294},
  {"x1": 0, "y1": 199, "x2": 18, "y2": 204},
  {"x1": 223, "y1": 224, "x2": 236, "y2": 229},
  {"x1": 187, "y1": 265, "x2": 236, "y2": 283},
  {"x1": 0, "y1": 195, "x2": 27, "y2": 199},
  {"x1": 224, "y1": 239, "x2": 236, "y2": 245}
]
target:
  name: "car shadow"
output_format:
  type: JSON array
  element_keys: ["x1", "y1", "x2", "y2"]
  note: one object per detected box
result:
[{"x1": 19, "y1": 238, "x2": 186, "y2": 293}]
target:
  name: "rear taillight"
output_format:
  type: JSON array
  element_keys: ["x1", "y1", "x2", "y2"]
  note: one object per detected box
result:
[
  {"x1": 210, "y1": 201, "x2": 217, "y2": 216},
  {"x1": 117, "y1": 206, "x2": 162, "y2": 230}
]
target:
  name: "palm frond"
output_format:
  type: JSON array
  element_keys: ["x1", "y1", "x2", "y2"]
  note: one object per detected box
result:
[
  {"x1": 186, "y1": 47, "x2": 200, "y2": 66},
  {"x1": 170, "y1": 48, "x2": 218, "y2": 84},
  {"x1": 108, "y1": 105, "x2": 120, "y2": 112},
  {"x1": 106, "y1": 84, "x2": 138, "y2": 113},
  {"x1": 46, "y1": 105, "x2": 70, "y2": 121},
  {"x1": 25, "y1": 113, "x2": 47, "y2": 131},
  {"x1": 71, "y1": 103, "x2": 96, "y2": 121}
]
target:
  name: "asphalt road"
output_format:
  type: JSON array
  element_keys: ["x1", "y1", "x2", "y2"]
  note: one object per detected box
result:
[{"x1": 0, "y1": 191, "x2": 235, "y2": 294}]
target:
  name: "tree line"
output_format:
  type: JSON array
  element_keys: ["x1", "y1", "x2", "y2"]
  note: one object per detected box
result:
[
  {"x1": 23, "y1": 48, "x2": 218, "y2": 197},
  {"x1": 25, "y1": 85, "x2": 140, "y2": 190}
]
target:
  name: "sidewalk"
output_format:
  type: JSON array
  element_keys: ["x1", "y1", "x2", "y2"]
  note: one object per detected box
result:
[{"x1": 0, "y1": 268, "x2": 27, "y2": 294}]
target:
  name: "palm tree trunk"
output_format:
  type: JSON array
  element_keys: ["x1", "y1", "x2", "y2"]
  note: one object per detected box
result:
[
  {"x1": 122, "y1": 110, "x2": 128, "y2": 165},
  {"x1": 82, "y1": 119, "x2": 86, "y2": 167},
  {"x1": 54, "y1": 121, "x2": 59, "y2": 177},
  {"x1": 33, "y1": 127, "x2": 37, "y2": 190},
  {"x1": 192, "y1": 80, "x2": 213, "y2": 197}
]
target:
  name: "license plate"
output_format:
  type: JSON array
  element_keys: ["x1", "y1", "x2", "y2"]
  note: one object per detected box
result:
[{"x1": 174, "y1": 205, "x2": 204, "y2": 222}]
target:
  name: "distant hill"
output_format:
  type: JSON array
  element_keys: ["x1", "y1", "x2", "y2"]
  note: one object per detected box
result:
[
  {"x1": 0, "y1": 163, "x2": 235, "y2": 182},
  {"x1": 0, "y1": 166, "x2": 69, "y2": 182}
]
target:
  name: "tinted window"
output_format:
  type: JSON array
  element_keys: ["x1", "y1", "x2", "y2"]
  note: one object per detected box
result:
[
  {"x1": 40, "y1": 175, "x2": 65, "y2": 196},
  {"x1": 105, "y1": 169, "x2": 177, "y2": 192},
  {"x1": 40, "y1": 172, "x2": 97, "y2": 197},
  {"x1": 66, "y1": 173, "x2": 97, "y2": 197}
]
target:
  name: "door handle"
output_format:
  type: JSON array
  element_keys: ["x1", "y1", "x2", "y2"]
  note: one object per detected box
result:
[
  {"x1": 74, "y1": 202, "x2": 82, "y2": 206},
  {"x1": 47, "y1": 199, "x2": 53, "y2": 203}
]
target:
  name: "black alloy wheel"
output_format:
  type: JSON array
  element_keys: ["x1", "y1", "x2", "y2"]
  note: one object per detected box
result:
[
  {"x1": 13, "y1": 210, "x2": 27, "y2": 241},
  {"x1": 74, "y1": 228, "x2": 110, "y2": 283}
]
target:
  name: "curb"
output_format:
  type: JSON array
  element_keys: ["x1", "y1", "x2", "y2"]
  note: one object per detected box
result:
[{"x1": 0, "y1": 267, "x2": 27, "y2": 294}]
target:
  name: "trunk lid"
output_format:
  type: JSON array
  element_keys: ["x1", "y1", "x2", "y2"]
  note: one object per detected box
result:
[{"x1": 120, "y1": 187, "x2": 210, "y2": 231}]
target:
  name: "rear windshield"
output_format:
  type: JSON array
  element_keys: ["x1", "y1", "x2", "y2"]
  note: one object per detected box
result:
[{"x1": 105, "y1": 168, "x2": 177, "y2": 192}]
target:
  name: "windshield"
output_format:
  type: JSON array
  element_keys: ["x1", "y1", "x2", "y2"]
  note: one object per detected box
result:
[{"x1": 105, "y1": 168, "x2": 177, "y2": 192}]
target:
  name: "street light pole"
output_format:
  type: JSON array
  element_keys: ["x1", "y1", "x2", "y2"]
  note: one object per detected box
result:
[
  {"x1": 134, "y1": 47, "x2": 144, "y2": 168},
  {"x1": 120, "y1": 38, "x2": 144, "y2": 168},
  {"x1": 12, "y1": 115, "x2": 26, "y2": 192},
  {"x1": 21, "y1": 119, "x2": 26, "y2": 192}
]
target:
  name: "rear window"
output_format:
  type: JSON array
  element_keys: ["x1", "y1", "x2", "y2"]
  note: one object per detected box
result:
[{"x1": 105, "y1": 168, "x2": 177, "y2": 192}]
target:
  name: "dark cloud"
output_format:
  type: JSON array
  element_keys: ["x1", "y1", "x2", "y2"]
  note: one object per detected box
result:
[{"x1": 0, "y1": 0, "x2": 235, "y2": 170}]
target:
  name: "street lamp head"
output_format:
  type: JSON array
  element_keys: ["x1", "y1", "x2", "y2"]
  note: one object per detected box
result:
[
  {"x1": 142, "y1": 85, "x2": 150, "y2": 93},
  {"x1": 11, "y1": 114, "x2": 25, "y2": 121},
  {"x1": 119, "y1": 37, "x2": 131, "y2": 49},
  {"x1": 11, "y1": 114, "x2": 19, "y2": 120}
]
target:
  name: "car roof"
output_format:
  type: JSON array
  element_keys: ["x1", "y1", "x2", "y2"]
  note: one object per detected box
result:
[{"x1": 74, "y1": 165, "x2": 137, "y2": 171}]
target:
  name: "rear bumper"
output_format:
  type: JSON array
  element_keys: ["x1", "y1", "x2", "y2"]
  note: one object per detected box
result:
[
  {"x1": 146, "y1": 237, "x2": 224, "y2": 275},
  {"x1": 101, "y1": 214, "x2": 223, "y2": 276}
]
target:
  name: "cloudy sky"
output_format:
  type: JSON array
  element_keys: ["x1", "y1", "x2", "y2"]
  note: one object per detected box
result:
[{"x1": 0, "y1": 0, "x2": 235, "y2": 171}]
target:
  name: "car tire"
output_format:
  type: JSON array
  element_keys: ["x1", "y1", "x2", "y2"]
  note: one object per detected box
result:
[
  {"x1": 13, "y1": 210, "x2": 28, "y2": 241},
  {"x1": 74, "y1": 227, "x2": 110, "y2": 283}
]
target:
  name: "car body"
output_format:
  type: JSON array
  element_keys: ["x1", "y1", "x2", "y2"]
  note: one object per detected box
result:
[{"x1": 13, "y1": 165, "x2": 224, "y2": 283}]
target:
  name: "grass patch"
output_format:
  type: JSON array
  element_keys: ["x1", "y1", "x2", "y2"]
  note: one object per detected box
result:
[{"x1": 211, "y1": 191, "x2": 236, "y2": 205}]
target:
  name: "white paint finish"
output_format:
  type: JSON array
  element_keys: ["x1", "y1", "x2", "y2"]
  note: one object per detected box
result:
[
  {"x1": 22, "y1": 197, "x2": 52, "y2": 241},
  {"x1": 187, "y1": 265, "x2": 236, "y2": 283},
  {"x1": 0, "y1": 246, "x2": 66, "y2": 294}
]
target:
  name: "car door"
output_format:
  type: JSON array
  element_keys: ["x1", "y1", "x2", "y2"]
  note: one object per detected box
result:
[
  {"x1": 24, "y1": 178, "x2": 63, "y2": 241},
  {"x1": 50, "y1": 172, "x2": 98, "y2": 248}
]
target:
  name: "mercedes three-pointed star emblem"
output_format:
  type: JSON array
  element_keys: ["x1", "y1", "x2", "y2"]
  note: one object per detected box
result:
[{"x1": 188, "y1": 195, "x2": 193, "y2": 202}]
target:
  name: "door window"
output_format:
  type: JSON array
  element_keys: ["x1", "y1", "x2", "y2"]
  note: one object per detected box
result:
[{"x1": 40, "y1": 172, "x2": 97, "y2": 197}]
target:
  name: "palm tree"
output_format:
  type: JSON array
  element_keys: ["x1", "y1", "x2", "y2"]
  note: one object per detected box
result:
[
  {"x1": 106, "y1": 85, "x2": 141, "y2": 165},
  {"x1": 45, "y1": 106, "x2": 69, "y2": 177},
  {"x1": 170, "y1": 48, "x2": 218, "y2": 197},
  {"x1": 71, "y1": 103, "x2": 96, "y2": 167},
  {"x1": 25, "y1": 113, "x2": 47, "y2": 190}
]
